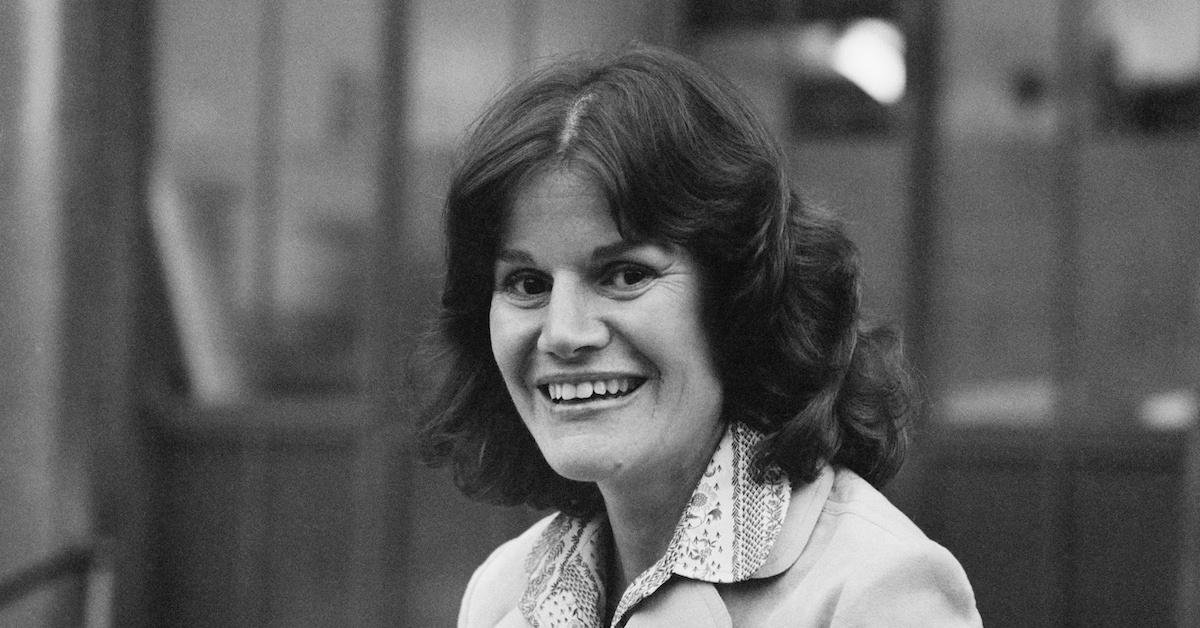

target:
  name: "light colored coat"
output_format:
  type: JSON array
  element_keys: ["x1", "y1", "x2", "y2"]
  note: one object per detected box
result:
[{"x1": 460, "y1": 466, "x2": 982, "y2": 627}]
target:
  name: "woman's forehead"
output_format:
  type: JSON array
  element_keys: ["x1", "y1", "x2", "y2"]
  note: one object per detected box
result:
[
  {"x1": 514, "y1": 166, "x2": 599, "y2": 201},
  {"x1": 495, "y1": 161, "x2": 673, "y2": 256},
  {"x1": 500, "y1": 169, "x2": 619, "y2": 252}
]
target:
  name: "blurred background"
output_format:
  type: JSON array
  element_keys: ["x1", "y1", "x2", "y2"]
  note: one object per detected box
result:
[{"x1": 2, "y1": 0, "x2": 1199, "y2": 626}]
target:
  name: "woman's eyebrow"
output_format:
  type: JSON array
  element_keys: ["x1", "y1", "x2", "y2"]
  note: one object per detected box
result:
[
  {"x1": 494, "y1": 240, "x2": 653, "y2": 265},
  {"x1": 495, "y1": 249, "x2": 534, "y2": 265},
  {"x1": 591, "y1": 240, "x2": 649, "y2": 260}
]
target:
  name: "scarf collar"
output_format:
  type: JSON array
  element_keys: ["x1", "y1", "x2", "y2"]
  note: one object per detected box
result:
[{"x1": 519, "y1": 422, "x2": 791, "y2": 627}]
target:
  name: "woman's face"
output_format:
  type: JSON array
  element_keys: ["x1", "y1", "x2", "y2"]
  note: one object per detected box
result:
[{"x1": 489, "y1": 168, "x2": 724, "y2": 497}]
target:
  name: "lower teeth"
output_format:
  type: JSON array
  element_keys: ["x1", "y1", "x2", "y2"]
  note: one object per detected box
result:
[{"x1": 558, "y1": 391, "x2": 622, "y2": 404}]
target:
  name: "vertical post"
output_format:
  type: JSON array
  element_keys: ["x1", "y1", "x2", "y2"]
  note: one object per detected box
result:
[
  {"x1": 361, "y1": 0, "x2": 411, "y2": 625},
  {"x1": 57, "y1": 0, "x2": 154, "y2": 625},
  {"x1": 234, "y1": 442, "x2": 271, "y2": 624},
  {"x1": 903, "y1": 0, "x2": 942, "y2": 399},
  {"x1": 1, "y1": 0, "x2": 65, "y2": 622},
  {"x1": 512, "y1": 0, "x2": 536, "y2": 73},
  {"x1": 253, "y1": 0, "x2": 284, "y2": 330},
  {"x1": 1052, "y1": 0, "x2": 1086, "y2": 429},
  {"x1": 1180, "y1": 425, "x2": 1200, "y2": 628},
  {"x1": 1049, "y1": 0, "x2": 1089, "y2": 624}
]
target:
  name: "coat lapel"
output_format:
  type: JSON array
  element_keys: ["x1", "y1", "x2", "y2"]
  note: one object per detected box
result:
[
  {"x1": 625, "y1": 579, "x2": 731, "y2": 628},
  {"x1": 495, "y1": 607, "x2": 533, "y2": 627},
  {"x1": 753, "y1": 464, "x2": 834, "y2": 578}
]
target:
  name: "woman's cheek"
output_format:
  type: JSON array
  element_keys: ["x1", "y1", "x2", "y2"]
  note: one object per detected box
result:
[{"x1": 489, "y1": 304, "x2": 533, "y2": 382}]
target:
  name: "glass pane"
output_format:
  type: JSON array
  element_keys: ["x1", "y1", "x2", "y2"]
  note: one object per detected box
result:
[
  {"x1": 688, "y1": 10, "x2": 908, "y2": 139},
  {"x1": 1088, "y1": 0, "x2": 1200, "y2": 135},
  {"x1": 1079, "y1": 0, "x2": 1200, "y2": 430},
  {"x1": 685, "y1": 1, "x2": 910, "y2": 322},
  {"x1": 931, "y1": 1, "x2": 1061, "y2": 425},
  {"x1": 154, "y1": 0, "x2": 381, "y2": 401}
]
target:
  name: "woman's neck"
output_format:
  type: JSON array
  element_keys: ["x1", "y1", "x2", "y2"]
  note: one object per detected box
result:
[
  {"x1": 598, "y1": 425, "x2": 724, "y2": 601},
  {"x1": 603, "y1": 488, "x2": 685, "y2": 595}
]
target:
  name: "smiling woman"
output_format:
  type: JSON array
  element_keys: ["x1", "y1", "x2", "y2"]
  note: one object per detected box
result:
[
  {"x1": 489, "y1": 168, "x2": 724, "y2": 547},
  {"x1": 419, "y1": 45, "x2": 982, "y2": 627}
]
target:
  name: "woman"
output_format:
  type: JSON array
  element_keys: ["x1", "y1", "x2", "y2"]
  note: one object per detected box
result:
[{"x1": 420, "y1": 46, "x2": 981, "y2": 627}]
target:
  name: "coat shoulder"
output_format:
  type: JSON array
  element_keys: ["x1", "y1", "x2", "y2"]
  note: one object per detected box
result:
[
  {"x1": 798, "y1": 468, "x2": 982, "y2": 626},
  {"x1": 724, "y1": 468, "x2": 982, "y2": 627},
  {"x1": 458, "y1": 513, "x2": 554, "y2": 627},
  {"x1": 822, "y1": 467, "x2": 929, "y2": 543}
]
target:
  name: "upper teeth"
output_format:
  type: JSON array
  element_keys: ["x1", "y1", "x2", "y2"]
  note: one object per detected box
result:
[{"x1": 548, "y1": 378, "x2": 632, "y2": 401}]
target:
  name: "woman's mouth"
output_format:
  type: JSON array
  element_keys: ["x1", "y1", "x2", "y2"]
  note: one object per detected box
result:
[{"x1": 540, "y1": 378, "x2": 646, "y2": 404}]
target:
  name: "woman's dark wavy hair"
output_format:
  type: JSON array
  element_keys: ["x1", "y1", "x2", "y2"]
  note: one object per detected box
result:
[{"x1": 419, "y1": 45, "x2": 914, "y2": 518}]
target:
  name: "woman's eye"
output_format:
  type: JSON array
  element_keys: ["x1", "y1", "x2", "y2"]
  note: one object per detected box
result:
[
  {"x1": 501, "y1": 271, "x2": 550, "y2": 298},
  {"x1": 603, "y1": 265, "x2": 654, "y2": 290}
]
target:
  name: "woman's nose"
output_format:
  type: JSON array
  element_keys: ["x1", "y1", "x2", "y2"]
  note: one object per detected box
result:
[{"x1": 536, "y1": 282, "x2": 609, "y2": 359}]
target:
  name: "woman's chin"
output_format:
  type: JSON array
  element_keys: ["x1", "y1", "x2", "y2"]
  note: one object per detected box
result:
[{"x1": 543, "y1": 449, "x2": 625, "y2": 485}]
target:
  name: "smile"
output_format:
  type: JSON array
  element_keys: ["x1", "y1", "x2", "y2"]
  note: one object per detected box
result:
[{"x1": 540, "y1": 378, "x2": 646, "y2": 404}]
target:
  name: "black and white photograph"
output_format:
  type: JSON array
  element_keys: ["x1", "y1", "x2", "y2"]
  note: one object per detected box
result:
[{"x1": 2, "y1": 1, "x2": 1198, "y2": 626}]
